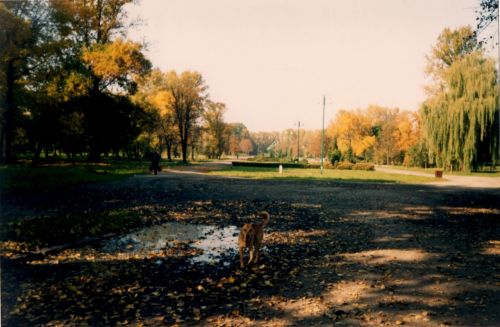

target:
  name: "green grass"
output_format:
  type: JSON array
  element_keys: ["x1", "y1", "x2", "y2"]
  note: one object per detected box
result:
[
  {"x1": 0, "y1": 160, "x2": 184, "y2": 195},
  {"x1": 208, "y1": 166, "x2": 440, "y2": 184},
  {"x1": 384, "y1": 165, "x2": 500, "y2": 177}
]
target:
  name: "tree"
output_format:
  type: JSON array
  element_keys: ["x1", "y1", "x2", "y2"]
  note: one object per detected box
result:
[
  {"x1": 424, "y1": 26, "x2": 477, "y2": 100},
  {"x1": 226, "y1": 123, "x2": 249, "y2": 158},
  {"x1": 250, "y1": 131, "x2": 278, "y2": 156},
  {"x1": 133, "y1": 70, "x2": 178, "y2": 160},
  {"x1": 82, "y1": 38, "x2": 151, "y2": 94},
  {"x1": 426, "y1": 26, "x2": 476, "y2": 74},
  {"x1": 368, "y1": 106, "x2": 400, "y2": 164},
  {"x1": 0, "y1": 1, "x2": 54, "y2": 163},
  {"x1": 163, "y1": 71, "x2": 208, "y2": 163},
  {"x1": 300, "y1": 130, "x2": 322, "y2": 158},
  {"x1": 329, "y1": 138, "x2": 342, "y2": 165},
  {"x1": 327, "y1": 109, "x2": 375, "y2": 160},
  {"x1": 203, "y1": 101, "x2": 227, "y2": 159},
  {"x1": 49, "y1": 0, "x2": 150, "y2": 161},
  {"x1": 49, "y1": 0, "x2": 140, "y2": 96},
  {"x1": 475, "y1": 0, "x2": 498, "y2": 47},
  {"x1": 395, "y1": 111, "x2": 420, "y2": 165},
  {"x1": 420, "y1": 50, "x2": 498, "y2": 171},
  {"x1": 239, "y1": 138, "x2": 254, "y2": 155},
  {"x1": 228, "y1": 135, "x2": 240, "y2": 158}
]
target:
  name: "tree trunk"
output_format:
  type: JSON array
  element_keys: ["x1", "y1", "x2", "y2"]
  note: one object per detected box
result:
[
  {"x1": 181, "y1": 139, "x2": 188, "y2": 163},
  {"x1": 32, "y1": 143, "x2": 43, "y2": 166},
  {"x1": 88, "y1": 149, "x2": 101, "y2": 162},
  {"x1": 2, "y1": 60, "x2": 16, "y2": 163},
  {"x1": 165, "y1": 137, "x2": 173, "y2": 161},
  {"x1": 166, "y1": 143, "x2": 172, "y2": 161}
]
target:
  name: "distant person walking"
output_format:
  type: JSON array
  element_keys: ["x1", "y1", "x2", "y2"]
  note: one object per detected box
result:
[{"x1": 150, "y1": 151, "x2": 161, "y2": 175}]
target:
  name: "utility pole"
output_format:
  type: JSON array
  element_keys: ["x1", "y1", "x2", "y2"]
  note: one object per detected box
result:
[{"x1": 321, "y1": 96, "x2": 326, "y2": 174}]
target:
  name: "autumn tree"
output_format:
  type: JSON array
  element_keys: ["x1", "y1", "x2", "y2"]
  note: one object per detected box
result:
[
  {"x1": 395, "y1": 111, "x2": 420, "y2": 165},
  {"x1": 280, "y1": 129, "x2": 295, "y2": 159},
  {"x1": 227, "y1": 123, "x2": 250, "y2": 158},
  {"x1": 327, "y1": 109, "x2": 376, "y2": 162},
  {"x1": 306, "y1": 130, "x2": 324, "y2": 158},
  {"x1": 228, "y1": 135, "x2": 240, "y2": 158},
  {"x1": 425, "y1": 26, "x2": 476, "y2": 78},
  {"x1": 0, "y1": 1, "x2": 55, "y2": 163},
  {"x1": 475, "y1": 0, "x2": 498, "y2": 47},
  {"x1": 162, "y1": 71, "x2": 208, "y2": 163},
  {"x1": 47, "y1": 0, "x2": 150, "y2": 161},
  {"x1": 132, "y1": 70, "x2": 178, "y2": 160},
  {"x1": 203, "y1": 101, "x2": 227, "y2": 159},
  {"x1": 239, "y1": 138, "x2": 254, "y2": 155},
  {"x1": 250, "y1": 131, "x2": 278, "y2": 156},
  {"x1": 368, "y1": 106, "x2": 401, "y2": 164},
  {"x1": 421, "y1": 50, "x2": 498, "y2": 171},
  {"x1": 82, "y1": 38, "x2": 151, "y2": 94},
  {"x1": 421, "y1": 26, "x2": 498, "y2": 171}
]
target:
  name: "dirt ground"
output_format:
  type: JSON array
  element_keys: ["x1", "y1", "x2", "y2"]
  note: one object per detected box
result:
[{"x1": 1, "y1": 164, "x2": 499, "y2": 326}]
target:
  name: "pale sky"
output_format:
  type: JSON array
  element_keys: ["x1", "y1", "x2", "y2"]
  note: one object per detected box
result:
[{"x1": 126, "y1": 0, "x2": 482, "y2": 132}]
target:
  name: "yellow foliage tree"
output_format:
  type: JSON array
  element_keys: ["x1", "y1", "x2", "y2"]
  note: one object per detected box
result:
[
  {"x1": 327, "y1": 109, "x2": 375, "y2": 159},
  {"x1": 132, "y1": 70, "x2": 177, "y2": 160},
  {"x1": 327, "y1": 106, "x2": 420, "y2": 164},
  {"x1": 82, "y1": 38, "x2": 150, "y2": 93}
]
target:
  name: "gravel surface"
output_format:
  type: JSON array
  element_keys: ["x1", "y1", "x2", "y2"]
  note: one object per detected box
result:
[
  {"x1": 2, "y1": 164, "x2": 499, "y2": 326},
  {"x1": 375, "y1": 166, "x2": 500, "y2": 189}
]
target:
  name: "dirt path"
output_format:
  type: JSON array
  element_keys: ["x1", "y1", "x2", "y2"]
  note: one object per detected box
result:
[
  {"x1": 2, "y1": 163, "x2": 499, "y2": 326},
  {"x1": 376, "y1": 166, "x2": 500, "y2": 189}
]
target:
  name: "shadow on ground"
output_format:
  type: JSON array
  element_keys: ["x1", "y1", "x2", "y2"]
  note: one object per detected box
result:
[{"x1": 2, "y1": 175, "x2": 499, "y2": 326}]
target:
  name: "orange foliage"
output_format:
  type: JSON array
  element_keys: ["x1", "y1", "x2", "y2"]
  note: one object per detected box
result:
[{"x1": 327, "y1": 109, "x2": 375, "y2": 156}]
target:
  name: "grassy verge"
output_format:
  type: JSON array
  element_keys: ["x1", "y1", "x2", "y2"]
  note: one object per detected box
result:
[
  {"x1": 0, "y1": 160, "x2": 183, "y2": 195},
  {"x1": 208, "y1": 166, "x2": 440, "y2": 184}
]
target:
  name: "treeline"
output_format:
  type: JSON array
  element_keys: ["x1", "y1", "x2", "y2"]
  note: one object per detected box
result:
[
  {"x1": 1, "y1": 1, "x2": 498, "y2": 172},
  {"x1": 265, "y1": 26, "x2": 498, "y2": 172},
  {"x1": 1, "y1": 0, "x2": 152, "y2": 163},
  {"x1": 0, "y1": 0, "x2": 250, "y2": 164},
  {"x1": 238, "y1": 108, "x2": 417, "y2": 167}
]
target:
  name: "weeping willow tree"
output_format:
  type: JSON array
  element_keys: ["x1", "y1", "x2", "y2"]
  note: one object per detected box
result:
[{"x1": 420, "y1": 51, "x2": 499, "y2": 171}]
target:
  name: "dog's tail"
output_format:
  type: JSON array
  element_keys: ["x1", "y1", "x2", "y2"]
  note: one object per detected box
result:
[{"x1": 260, "y1": 211, "x2": 270, "y2": 227}]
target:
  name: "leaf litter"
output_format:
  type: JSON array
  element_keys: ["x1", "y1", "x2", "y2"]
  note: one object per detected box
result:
[{"x1": 2, "y1": 179, "x2": 499, "y2": 326}]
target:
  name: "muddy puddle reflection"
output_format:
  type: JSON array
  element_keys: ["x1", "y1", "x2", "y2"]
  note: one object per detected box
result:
[{"x1": 101, "y1": 222, "x2": 239, "y2": 264}]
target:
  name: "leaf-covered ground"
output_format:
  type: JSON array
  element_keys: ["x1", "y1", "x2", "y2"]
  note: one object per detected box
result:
[{"x1": 1, "y1": 168, "x2": 499, "y2": 326}]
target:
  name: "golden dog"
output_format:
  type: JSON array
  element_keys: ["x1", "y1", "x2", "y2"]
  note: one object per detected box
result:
[{"x1": 238, "y1": 211, "x2": 270, "y2": 268}]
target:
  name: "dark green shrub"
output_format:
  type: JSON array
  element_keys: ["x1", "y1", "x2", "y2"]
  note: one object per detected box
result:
[{"x1": 330, "y1": 149, "x2": 342, "y2": 165}]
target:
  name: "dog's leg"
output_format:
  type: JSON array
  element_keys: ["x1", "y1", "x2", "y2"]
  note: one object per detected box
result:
[
  {"x1": 254, "y1": 249, "x2": 259, "y2": 264},
  {"x1": 239, "y1": 246, "x2": 245, "y2": 268},
  {"x1": 248, "y1": 246, "x2": 254, "y2": 264}
]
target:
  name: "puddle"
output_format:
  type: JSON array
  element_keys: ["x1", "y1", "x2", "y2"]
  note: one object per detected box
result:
[{"x1": 100, "y1": 222, "x2": 239, "y2": 264}]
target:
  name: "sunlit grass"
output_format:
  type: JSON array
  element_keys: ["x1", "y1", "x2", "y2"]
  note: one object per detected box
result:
[{"x1": 208, "y1": 166, "x2": 440, "y2": 184}]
